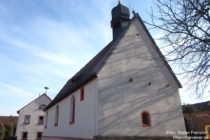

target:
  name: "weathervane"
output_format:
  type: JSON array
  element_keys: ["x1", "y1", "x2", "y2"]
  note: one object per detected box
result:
[
  {"x1": 44, "y1": 86, "x2": 49, "y2": 93},
  {"x1": 118, "y1": 0, "x2": 121, "y2": 4}
]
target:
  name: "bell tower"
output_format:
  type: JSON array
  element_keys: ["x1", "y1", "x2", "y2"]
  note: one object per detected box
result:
[{"x1": 111, "y1": 0, "x2": 130, "y2": 40}]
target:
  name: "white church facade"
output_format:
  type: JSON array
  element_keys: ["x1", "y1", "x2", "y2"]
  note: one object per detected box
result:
[{"x1": 42, "y1": 2, "x2": 186, "y2": 140}]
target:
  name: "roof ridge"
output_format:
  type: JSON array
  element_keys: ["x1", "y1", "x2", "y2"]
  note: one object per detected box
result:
[{"x1": 192, "y1": 100, "x2": 210, "y2": 105}]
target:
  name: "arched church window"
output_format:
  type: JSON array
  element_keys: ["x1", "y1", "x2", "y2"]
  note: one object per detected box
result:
[
  {"x1": 54, "y1": 105, "x2": 59, "y2": 127},
  {"x1": 45, "y1": 111, "x2": 48, "y2": 128},
  {"x1": 69, "y1": 96, "x2": 75, "y2": 124}
]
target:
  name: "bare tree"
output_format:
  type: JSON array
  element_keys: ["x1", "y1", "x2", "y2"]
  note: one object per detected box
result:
[{"x1": 146, "y1": 0, "x2": 210, "y2": 96}]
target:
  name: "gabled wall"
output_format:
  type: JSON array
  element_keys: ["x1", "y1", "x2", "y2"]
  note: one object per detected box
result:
[
  {"x1": 42, "y1": 79, "x2": 98, "y2": 139},
  {"x1": 16, "y1": 94, "x2": 51, "y2": 140},
  {"x1": 97, "y1": 17, "x2": 186, "y2": 136}
]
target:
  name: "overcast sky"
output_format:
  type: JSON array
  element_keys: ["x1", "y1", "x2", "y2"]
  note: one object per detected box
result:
[{"x1": 0, "y1": 0, "x2": 209, "y2": 115}]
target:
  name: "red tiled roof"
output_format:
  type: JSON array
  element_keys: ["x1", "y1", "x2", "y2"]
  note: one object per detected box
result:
[{"x1": 0, "y1": 116, "x2": 18, "y2": 126}]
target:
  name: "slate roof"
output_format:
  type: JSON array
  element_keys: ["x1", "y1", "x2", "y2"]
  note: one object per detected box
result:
[
  {"x1": 44, "y1": 14, "x2": 182, "y2": 111},
  {"x1": 44, "y1": 25, "x2": 130, "y2": 111},
  {"x1": 44, "y1": 41, "x2": 113, "y2": 111},
  {"x1": 193, "y1": 101, "x2": 210, "y2": 112}
]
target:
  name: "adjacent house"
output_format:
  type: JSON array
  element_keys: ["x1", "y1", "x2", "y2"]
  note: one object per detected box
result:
[
  {"x1": 0, "y1": 116, "x2": 18, "y2": 139},
  {"x1": 42, "y1": 2, "x2": 186, "y2": 140},
  {"x1": 183, "y1": 101, "x2": 210, "y2": 139},
  {"x1": 16, "y1": 93, "x2": 51, "y2": 140}
]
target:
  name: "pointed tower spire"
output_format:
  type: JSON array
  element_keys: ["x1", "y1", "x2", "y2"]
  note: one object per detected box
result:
[{"x1": 111, "y1": 1, "x2": 130, "y2": 40}]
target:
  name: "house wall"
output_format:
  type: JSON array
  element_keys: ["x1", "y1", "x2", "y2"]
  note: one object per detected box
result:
[
  {"x1": 42, "y1": 79, "x2": 98, "y2": 140},
  {"x1": 97, "y1": 18, "x2": 186, "y2": 136},
  {"x1": 184, "y1": 110, "x2": 210, "y2": 132},
  {"x1": 16, "y1": 95, "x2": 51, "y2": 140}
]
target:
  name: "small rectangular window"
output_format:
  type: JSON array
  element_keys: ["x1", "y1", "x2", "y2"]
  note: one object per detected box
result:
[
  {"x1": 141, "y1": 111, "x2": 151, "y2": 127},
  {"x1": 38, "y1": 116, "x2": 44, "y2": 125},
  {"x1": 24, "y1": 115, "x2": 30, "y2": 124},
  {"x1": 37, "y1": 132, "x2": 42, "y2": 139},
  {"x1": 22, "y1": 132, "x2": 28, "y2": 139},
  {"x1": 80, "y1": 88, "x2": 84, "y2": 101}
]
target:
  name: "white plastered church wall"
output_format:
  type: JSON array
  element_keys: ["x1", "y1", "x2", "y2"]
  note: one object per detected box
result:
[
  {"x1": 97, "y1": 17, "x2": 186, "y2": 136},
  {"x1": 42, "y1": 79, "x2": 98, "y2": 139}
]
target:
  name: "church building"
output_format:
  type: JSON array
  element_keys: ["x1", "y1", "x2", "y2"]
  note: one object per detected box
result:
[{"x1": 42, "y1": 1, "x2": 186, "y2": 140}]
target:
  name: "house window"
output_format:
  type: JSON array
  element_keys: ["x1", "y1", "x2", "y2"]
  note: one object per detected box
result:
[
  {"x1": 141, "y1": 111, "x2": 151, "y2": 127},
  {"x1": 45, "y1": 111, "x2": 48, "y2": 128},
  {"x1": 24, "y1": 115, "x2": 30, "y2": 124},
  {"x1": 80, "y1": 87, "x2": 84, "y2": 101},
  {"x1": 38, "y1": 116, "x2": 44, "y2": 125},
  {"x1": 36, "y1": 132, "x2": 42, "y2": 140},
  {"x1": 22, "y1": 132, "x2": 28, "y2": 140},
  {"x1": 70, "y1": 96, "x2": 75, "y2": 124},
  {"x1": 39, "y1": 104, "x2": 46, "y2": 110},
  {"x1": 54, "y1": 105, "x2": 59, "y2": 127}
]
